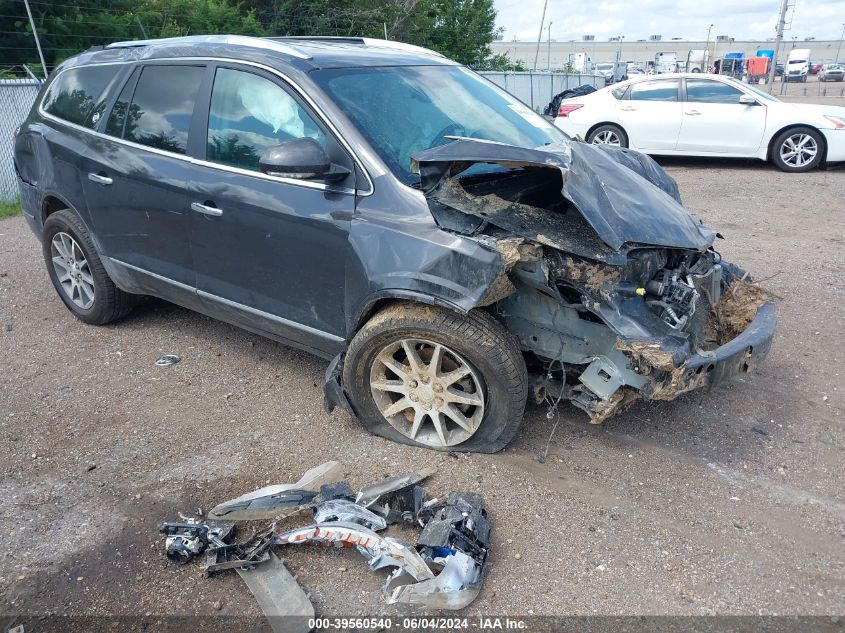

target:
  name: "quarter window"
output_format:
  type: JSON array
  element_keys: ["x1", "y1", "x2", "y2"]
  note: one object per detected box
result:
[
  {"x1": 104, "y1": 72, "x2": 136, "y2": 137},
  {"x1": 629, "y1": 80, "x2": 680, "y2": 102},
  {"x1": 206, "y1": 67, "x2": 326, "y2": 172},
  {"x1": 121, "y1": 65, "x2": 204, "y2": 154},
  {"x1": 685, "y1": 79, "x2": 744, "y2": 104},
  {"x1": 42, "y1": 65, "x2": 122, "y2": 128}
]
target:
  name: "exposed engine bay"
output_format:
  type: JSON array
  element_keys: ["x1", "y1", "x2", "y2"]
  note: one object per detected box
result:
[{"x1": 412, "y1": 139, "x2": 776, "y2": 422}]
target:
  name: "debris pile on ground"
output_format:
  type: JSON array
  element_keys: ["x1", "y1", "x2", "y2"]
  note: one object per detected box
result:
[{"x1": 159, "y1": 462, "x2": 490, "y2": 630}]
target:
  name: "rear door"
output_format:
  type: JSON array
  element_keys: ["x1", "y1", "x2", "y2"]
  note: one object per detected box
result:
[
  {"x1": 81, "y1": 62, "x2": 205, "y2": 287},
  {"x1": 676, "y1": 78, "x2": 767, "y2": 154},
  {"x1": 183, "y1": 63, "x2": 356, "y2": 356},
  {"x1": 616, "y1": 79, "x2": 682, "y2": 151}
]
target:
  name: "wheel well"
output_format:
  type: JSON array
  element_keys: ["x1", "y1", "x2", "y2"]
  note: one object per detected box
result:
[
  {"x1": 41, "y1": 196, "x2": 67, "y2": 223},
  {"x1": 585, "y1": 121, "x2": 625, "y2": 142},
  {"x1": 768, "y1": 124, "x2": 827, "y2": 161},
  {"x1": 352, "y1": 296, "x2": 470, "y2": 340}
]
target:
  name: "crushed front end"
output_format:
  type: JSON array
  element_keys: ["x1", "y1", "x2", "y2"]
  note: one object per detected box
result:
[{"x1": 413, "y1": 139, "x2": 776, "y2": 422}]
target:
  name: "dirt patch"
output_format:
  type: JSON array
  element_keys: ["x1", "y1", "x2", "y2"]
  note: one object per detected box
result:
[
  {"x1": 555, "y1": 256, "x2": 622, "y2": 294},
  {"x1": 705, "y1": 280, "x2": 774, "y2": 346},
  {"x1": 588, "y1": 387, "x2": 640, "y2": 423},
  {"x1": 615, "y1": 340, "x2": 676, "y2": 372}
]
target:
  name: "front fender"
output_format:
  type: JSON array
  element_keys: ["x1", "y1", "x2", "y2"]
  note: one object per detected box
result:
[{"x1": 343, "y1": 220, "x2": 504, "y2": 338}]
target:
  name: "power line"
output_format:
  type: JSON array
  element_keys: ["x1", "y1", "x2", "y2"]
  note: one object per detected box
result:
[{"x1": 0, "y1": 30, "x2": 126, "y2": 39}]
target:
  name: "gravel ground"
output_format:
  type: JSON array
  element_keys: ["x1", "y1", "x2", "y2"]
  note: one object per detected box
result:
[{"x1": 0, "y1": 158, "x2": 843, "y2": 623}]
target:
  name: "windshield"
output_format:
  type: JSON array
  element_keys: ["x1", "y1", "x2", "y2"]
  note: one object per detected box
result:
[
  {"x1": 596, "y1": 64, "x2": 613, "y2": 71},
  {"x1": 312, "y1": 65, "x2": 565, "y2": 184},
  {"x1": 788, "y1": 59, "x2": 806, "y2": 64}
]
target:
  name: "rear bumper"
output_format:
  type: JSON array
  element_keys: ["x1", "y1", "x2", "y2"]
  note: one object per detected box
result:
[{"x1": 643, "y1": 301, "x2": 777, "y2": 400}]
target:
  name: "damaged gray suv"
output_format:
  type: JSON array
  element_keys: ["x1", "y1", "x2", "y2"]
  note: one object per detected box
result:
[{"x1": 14, "y1": 35, "x2": 776, "y2": 453}]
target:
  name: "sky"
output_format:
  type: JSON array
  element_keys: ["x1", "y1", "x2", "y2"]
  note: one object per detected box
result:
[{"x1": 493, "y1": 0, "x2": 845, "y2": 42}]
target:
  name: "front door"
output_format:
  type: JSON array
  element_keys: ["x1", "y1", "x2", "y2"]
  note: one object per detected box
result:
[
  {"x1": 617, "y1": 78, "x2": 683, "y2": 151},
  {"x1": 677, "y1": 78, "x2": 768, "y2": 154},
  {"x1": 184, "y1": 64, "x2": 356, "y2": 357}
]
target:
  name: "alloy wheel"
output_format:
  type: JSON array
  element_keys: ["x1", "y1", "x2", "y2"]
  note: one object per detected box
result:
[
  {"x1": 592, "y1": 130, "x2": 621, "y2": 146},
  {"x1": 50, "y1": 232, "x2": 95, "y2": 309},
  {"x1": 779, "y1": 133, "x2": 818, "y2": 168},
  {"x1": 369, "y1": 338, "x2": 486, "y2": 448}
]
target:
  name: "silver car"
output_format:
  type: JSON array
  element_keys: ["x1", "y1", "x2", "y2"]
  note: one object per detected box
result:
[{"x1": 819, "y1": 64, "x2": 844, "y2": 82}]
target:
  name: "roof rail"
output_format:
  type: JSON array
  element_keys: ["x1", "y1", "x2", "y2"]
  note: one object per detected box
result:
[
  {"x1": 106, "y1": 34, "x2": 311, "y2": 60},
  {"x1": 268, "y1": 36, "x2": 444, "y2": 58}
]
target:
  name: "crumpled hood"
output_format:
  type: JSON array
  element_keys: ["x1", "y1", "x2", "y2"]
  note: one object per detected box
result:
[{"x1": 412, "y1": 139, "x2": 715, "y2": 252}]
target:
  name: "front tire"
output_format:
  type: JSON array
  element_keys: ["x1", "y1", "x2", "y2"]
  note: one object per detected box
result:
[
  {"x1": 587, "y1": 124, "x2": 629, "y2": 148},
  {"x1": 42, "y1": 209, "x2": 136, "y2": 325},
  {"x1": 342, "y1": 303, "x2": 527, "y2": 453},
  {"x1": 770, "y1": 127, "x2": 824, "y2": 172}
]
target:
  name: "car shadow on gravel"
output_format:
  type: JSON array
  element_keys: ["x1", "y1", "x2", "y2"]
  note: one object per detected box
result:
[{"x1": 654, "y1": 156, "x2": 771, "y2": 171}]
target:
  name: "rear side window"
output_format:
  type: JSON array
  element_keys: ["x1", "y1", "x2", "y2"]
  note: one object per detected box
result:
[
  {"x1": 629, "y1": 80, "x2": 679, "y2": 101},
  {"x1": 121, "y1": 65, "x2": 204, "y2": 154},
  {"x1": 42, "y1": 65, "x2": 121, "y2": 128},
  {"x1": 685, "y1": 79, "x2": 744, "y2": 104}
]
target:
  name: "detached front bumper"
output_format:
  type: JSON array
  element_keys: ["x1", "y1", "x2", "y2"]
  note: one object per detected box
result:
[{"x1": 642, "y1": 301, "x2": 777, "y2": 401}]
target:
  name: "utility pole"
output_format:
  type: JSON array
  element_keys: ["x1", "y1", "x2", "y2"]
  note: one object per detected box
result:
[
  {"x1": 836, "y1": 23, "x2": 844, "y2": 62},
  {"x1": 547, "y1": 22, "x2": 553, "y2": 71},
  {"x1": 533, "y1": 0, "x2": 548, "y2": 71},
  {"x1": 23, "y1": 0, "x2": 48, "y2": 79},
  {"x1": 767, "y1": 0, "x2": 789, "y2": 90},
  {"x1": 704, "y1": 24, "x2": 713, "y2": 70}
]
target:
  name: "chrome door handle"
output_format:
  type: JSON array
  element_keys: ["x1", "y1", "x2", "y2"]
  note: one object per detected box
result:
[
  {"x1": 191, "y1": 202, "x2": 223, "y2": 217},
  {"x1": 685, "y1": 110, "x2": 702, "y2": 116},
  {"x1": 620, "y1": 106, "x2": 637, "y2": 111},
  {"x1": 87, "y1": 172, "x2": 113, "y2": 185}
]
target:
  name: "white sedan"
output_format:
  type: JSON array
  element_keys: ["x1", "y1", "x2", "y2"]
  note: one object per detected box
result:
[{"x1": 553, "y1": 73, "x2": 845, "y2": 172}]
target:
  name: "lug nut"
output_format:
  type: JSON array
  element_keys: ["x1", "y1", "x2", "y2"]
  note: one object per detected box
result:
[
  {"x1": 421, "y1": 376, "x2": 430, "y2": 384},
  {"x1": 408, "y1": 380, "x2": 418, "y2": 388},
  {"x1": 409, "y1": 393, "x2": 418, "y2": 402},
  {"x1": 434, "y1": 397, "x2": 443, "y2": 407},
  {"x1": 433, "y1": 383, "x2": 443, "y2": 393}
]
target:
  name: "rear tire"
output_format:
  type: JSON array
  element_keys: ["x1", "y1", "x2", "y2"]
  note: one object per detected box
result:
[
  {"x1": 587, "y1": 124, "x2": 629, "y2": 148},
  {"x1": 42, "y1": 209, "x2": 137, "y2": 325},
  {"x1": 342, "y1": 303, "x2": 527, "y2": 453}
]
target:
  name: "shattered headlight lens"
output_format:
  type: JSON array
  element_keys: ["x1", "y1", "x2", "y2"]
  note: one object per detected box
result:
[{"x1": 824, "y1": 115, "x2": 845, "y2": 129}]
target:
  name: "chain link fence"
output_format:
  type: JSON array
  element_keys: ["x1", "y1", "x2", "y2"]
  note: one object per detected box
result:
[{"x1": 0, "y1": 79, "x2": 42, "y2": 202}]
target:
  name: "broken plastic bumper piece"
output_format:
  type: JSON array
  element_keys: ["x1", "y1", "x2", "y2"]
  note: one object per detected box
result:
[{"x1": 641, "y1": 302, "x2": 776, "y2": 401}]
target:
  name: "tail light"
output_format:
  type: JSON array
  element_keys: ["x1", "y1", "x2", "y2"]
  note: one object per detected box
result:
[{"x1": 557, "y1": 104, "x2": 583, "y2": 118}]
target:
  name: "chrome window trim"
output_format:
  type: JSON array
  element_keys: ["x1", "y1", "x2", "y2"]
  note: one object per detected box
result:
[
  {"x1": 110, "y1": 258, "x2": 344, "y2": 343},
  {"x1": 38, "y1": 58, "x2": 374, "y2": 197}
]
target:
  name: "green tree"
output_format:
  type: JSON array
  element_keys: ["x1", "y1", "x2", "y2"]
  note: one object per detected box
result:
[
  {"x1": 2, "y1": 0, "x2": 501, "y2": 75},
  {"x1": 478, "y1": 53, "x2": 528, "y2": 71},
  {"x1": 395, "y1": 0, "x2": 500, "y2": 67}
]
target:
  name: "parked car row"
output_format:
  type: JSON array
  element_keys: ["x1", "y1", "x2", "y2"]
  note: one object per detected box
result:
[{"x1": 553, "y1": 73, "x2": 845, "y2": 172}]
